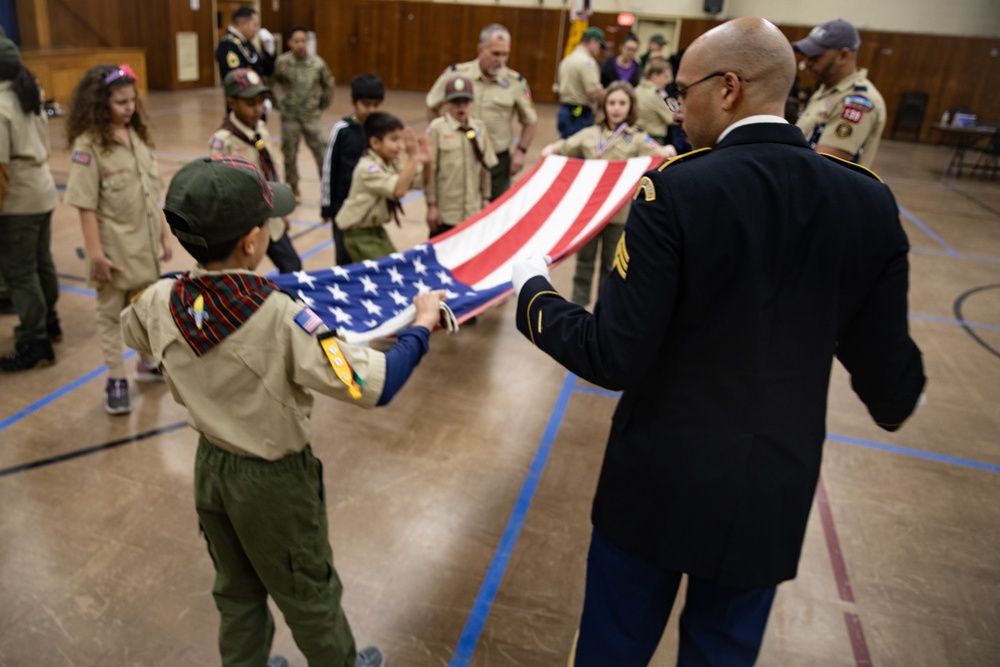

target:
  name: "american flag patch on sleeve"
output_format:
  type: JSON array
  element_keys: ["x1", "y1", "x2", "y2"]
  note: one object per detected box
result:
[
  {"x1": 294, "y1": 307, "x2": 324, "y2": 334},
  {"x1": 72, "y1": 151, "x2": 92, "y2": 166}
]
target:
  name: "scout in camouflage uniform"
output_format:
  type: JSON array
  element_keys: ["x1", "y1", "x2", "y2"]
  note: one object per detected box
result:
[
  {"x1": 424, "y1": 76, "x2": 497, "y2": 237},
  {"x1": 793, "y1": 19, "x2": 886, "y2": 168},
  {"x1": 272, "y1": 27, "x2": 335, "y2": 201},
  {"x1": 540, "y1": 81, "x2": 675, "y2": 306},
  {"x1": 65, "y1": 64, "x2": 172, "y2": 414},
  {"x1": 211, "y1": 68, "x2": 301, "y2": 274},
  {"x1": 123, "y1": 155, "x2": 443, "y2": 667},
  {"x1": 426, "y1": 24, "x2": 537, "y2": 198}
]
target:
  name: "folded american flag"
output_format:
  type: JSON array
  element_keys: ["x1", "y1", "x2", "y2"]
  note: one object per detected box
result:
[{"x1": 272, "y1": 155, "x2": 662, "y2": 342}]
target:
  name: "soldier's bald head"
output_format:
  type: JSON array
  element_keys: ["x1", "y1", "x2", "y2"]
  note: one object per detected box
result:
[{"x1": 685, "y1": 17, "x2": 796, "y2": 114}]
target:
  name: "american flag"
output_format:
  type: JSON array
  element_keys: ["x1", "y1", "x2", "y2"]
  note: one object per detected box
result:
[{"x1": 272, "y1": 155, "x2": 662, "y2": 342}]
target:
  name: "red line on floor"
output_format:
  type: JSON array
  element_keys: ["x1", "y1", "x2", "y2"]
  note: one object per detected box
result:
[
  {"x1": 816, "y1": 475, "x2": 854, "y2": 602},
  {"x1": 844, "y1": 612, "x2": 873, "y2": 666},
  {"x1": 817, "y1": 476, "x2": 874, "y2": 666}
]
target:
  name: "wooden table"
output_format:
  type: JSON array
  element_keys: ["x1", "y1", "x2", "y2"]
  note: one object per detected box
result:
[{"x1": 931, "y1": 123, "x2": 998, "y2": 177}]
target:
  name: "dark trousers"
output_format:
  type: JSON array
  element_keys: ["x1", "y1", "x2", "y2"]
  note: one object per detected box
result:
[
  {"x1": 195, "y1": 438, "x2": 358, "y2": 667},
  {"x1": 332, "y1": 222, "x2": 352, "y2": 265},
  {"x1": 0, "y1": 211, "x2": 59, "y2": 343},
  {"x1": 491, "y1": 150, "x2": 511, "y2": 199},
  {"x1": 267, "y1": 231, "x2": 302, "y2": 273},
  {"x1": 558, "y1": 104, "x2": 594, "y2": 139},
  {"x1": 575, "y1": 529, "x2": 776, "y2": 667}
]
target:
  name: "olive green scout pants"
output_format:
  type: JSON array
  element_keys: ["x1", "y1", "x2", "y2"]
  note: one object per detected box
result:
[
  {"x1": 341, "y1": 226, "x2": 396, "y2": 264},
  {"x1": 195, "y1": 438, "x2": 357, "y2": 667}
]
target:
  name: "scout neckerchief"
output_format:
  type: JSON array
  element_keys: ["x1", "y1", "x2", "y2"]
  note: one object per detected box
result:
[
  {"x1": 169, "y1": 272, "x2": 277, "y2": 356},
  {"x1": 595, "y1": 122, "x2": 628, "y2": 157},
  {"x1": 221, "y1": 115, "x2": 277, "y2": 180},
  {"x1": 458, "y1": 124, "x2": 491, "y2": 171}
]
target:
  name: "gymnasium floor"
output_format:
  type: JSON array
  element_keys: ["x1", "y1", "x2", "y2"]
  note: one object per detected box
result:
[{"x1": 0, "y1": 86, "x2": 997, "y2": 667}]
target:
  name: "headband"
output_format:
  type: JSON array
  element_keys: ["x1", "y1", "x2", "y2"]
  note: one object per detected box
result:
[{"x1": 104, "y1": 64, "x2": 137, "y2": 86}]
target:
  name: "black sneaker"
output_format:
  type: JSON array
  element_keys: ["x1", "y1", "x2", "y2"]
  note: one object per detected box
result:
[
  {"x1": 104, "y1": 378, "x2": 131, "y2": 415},
  {"x1": 0, "y1": 339, "x2": 55, "y2": 371}
]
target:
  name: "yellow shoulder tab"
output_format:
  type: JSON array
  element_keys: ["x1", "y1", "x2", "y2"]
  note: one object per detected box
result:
[
  {"x1": 820, "y1": 153, "x2": 884, "y2": 183},
  {"x1": 657, "y1": 147, "x2": 712, "y2": 171}
]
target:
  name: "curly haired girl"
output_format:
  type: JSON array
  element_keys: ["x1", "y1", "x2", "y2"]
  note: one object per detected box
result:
[{"x1": 65, "y1": 64, "x2": 172, "y2": 414}]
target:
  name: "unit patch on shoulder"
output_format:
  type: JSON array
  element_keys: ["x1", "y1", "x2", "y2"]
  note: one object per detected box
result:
[
  {"x1": 633, "y1": 175, "x2": 656, "y2": 202},
  {"x1": 226, "y1": 51, "x2": 240, "y2": 69},
  {"x1": 835, "y1": 123, "x2": 853, "y2": 138},
  {"x1": 613, "y1": 232, "x2": 630, "y2": 280}
]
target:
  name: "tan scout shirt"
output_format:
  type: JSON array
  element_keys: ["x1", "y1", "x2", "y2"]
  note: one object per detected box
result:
[
  {"x1": 558, "y1": 46, "x2": 602, "y2": 107},
  {"x1": 272, "y1": 52, "x2": 335, "y2": 118},
  {"x1": 335, "y1": 151, "x2": 422, "y2": 231},
  {"x1": 634, "y1": 79, "x2": 673, "y2": 138},
  {"x1": 121, "y1": 267, "x2": 387, "y2": 460},
  {"x1": 426, "y1": 60, "x2": 537, "y2": 152},
  {"x1": 210, "y1": 112, "x2": 285, "y2": 241},
  {"x1": 796, "y1": 68, "x2": 886, "y2": 168},
  {"x1": 550, "y1": 124, "x2": 661, "y2": 223},
  {"x1": 425, "y1": 113, "x2": 497, "y2": 226},
  {"x1": 65, "y1": 129, "x2": 164, "y2": 290},
  {"x1": 0, "y1": 83, "x2": 58, "y2": 215}
]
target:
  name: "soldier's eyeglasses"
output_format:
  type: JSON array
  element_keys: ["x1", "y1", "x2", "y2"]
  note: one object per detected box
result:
[{"x1": 666, "y1": 72, "x2": 727, "y2": 112}]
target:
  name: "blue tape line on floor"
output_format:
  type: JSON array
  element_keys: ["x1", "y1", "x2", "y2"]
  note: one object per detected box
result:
[{"x1": 449, "y1": 371, "x2": 577, "y2": 666}]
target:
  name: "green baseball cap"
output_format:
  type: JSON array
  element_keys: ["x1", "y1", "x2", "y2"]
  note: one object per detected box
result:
[
  {"x1": 223, "y1": 68, "x2": 269, "y2": 99},
  {"x1": 0, "y1": 38, "x2": 20, "y2": 65},
  {"x1": 582, "y1": 27, "x2": 606, "y2": 47},
  {"x1": 165, "y1": 156, "x2": 295, "y2": 248}
]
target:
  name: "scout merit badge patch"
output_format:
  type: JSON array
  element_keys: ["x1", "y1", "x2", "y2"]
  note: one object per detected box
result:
[
  {"x1": 316, "y1": 331, "x2": 363, "y2": 399},
  {"x1": 169, "y1": 273, "x2": 277, "y2": 356}
]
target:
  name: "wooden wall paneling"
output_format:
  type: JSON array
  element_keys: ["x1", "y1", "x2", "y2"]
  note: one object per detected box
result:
[
  {"x1": 137, "y1": 1, "x2": 173, "y2": 91},
  {"x1": 259, "y1": 0, "x2": 317, "y2": 48},
  {"x1": 168, "y1": 0, "x2": 217, "y2": 89},
  {"x1": 14, "y1": 0, "x2": 52, "y2": 48}
]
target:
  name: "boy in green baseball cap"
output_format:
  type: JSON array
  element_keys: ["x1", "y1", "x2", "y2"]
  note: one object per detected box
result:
[{"x1": 122, "y1": 155, "x2": 444, "y2": 667}]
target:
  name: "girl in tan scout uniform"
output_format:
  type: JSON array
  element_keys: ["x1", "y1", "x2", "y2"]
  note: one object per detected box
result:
[
  {"x1": 541, "y1": 81, "x2": 676, "y2": 306},
  {"x1": 65, "y1": 64, "x2": 172, "y2": 415}
]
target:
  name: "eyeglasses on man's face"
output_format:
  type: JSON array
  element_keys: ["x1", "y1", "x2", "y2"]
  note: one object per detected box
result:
[{"x1": 666, "y1": 72, "x2": 727, "y2": 112}]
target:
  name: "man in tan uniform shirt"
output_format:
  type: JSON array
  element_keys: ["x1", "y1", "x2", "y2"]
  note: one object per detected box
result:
[
  {"x1": 425, "y1": 76, "x2": 498, "y2": 237},
  {"x1": 426, "y1": 23, "x2": 537, "y2": 198},
  {"x1": 793, "y1": 19, "x2": 886, "y2": 168},
  {"x1": 556, "y1": 27, "x2": 606, "y2": 138}
]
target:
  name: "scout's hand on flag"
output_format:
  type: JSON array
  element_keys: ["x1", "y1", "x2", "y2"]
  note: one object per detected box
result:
[{"x1": 413, "y1": 290, "x2": 447, "y2": 330}]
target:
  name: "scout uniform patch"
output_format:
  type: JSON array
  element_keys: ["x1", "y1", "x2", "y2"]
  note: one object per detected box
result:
[
  {"x1": 169, "y1": 273, "x2": 277, "y2": 356},
  {"x1": 72, "y1": 151, "x2": 91, "y2": 166},
  {"x1": 317, "y1": 331, "x2": 363, "y2": 399}
]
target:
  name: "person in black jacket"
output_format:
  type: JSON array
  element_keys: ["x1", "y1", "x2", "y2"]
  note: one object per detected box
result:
[
  {"x1": 215, "y1": 7, "x2": 275, "y2": 87},
  {"x1": 599, "y1": 33, "x2": 641, "y2": 89},
  {"x1": 512, "y1": 17, "x2": 925, "y2": 667},
  {"x1": 319, "y1": 74, "x2": 384, "y2": 265}
]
